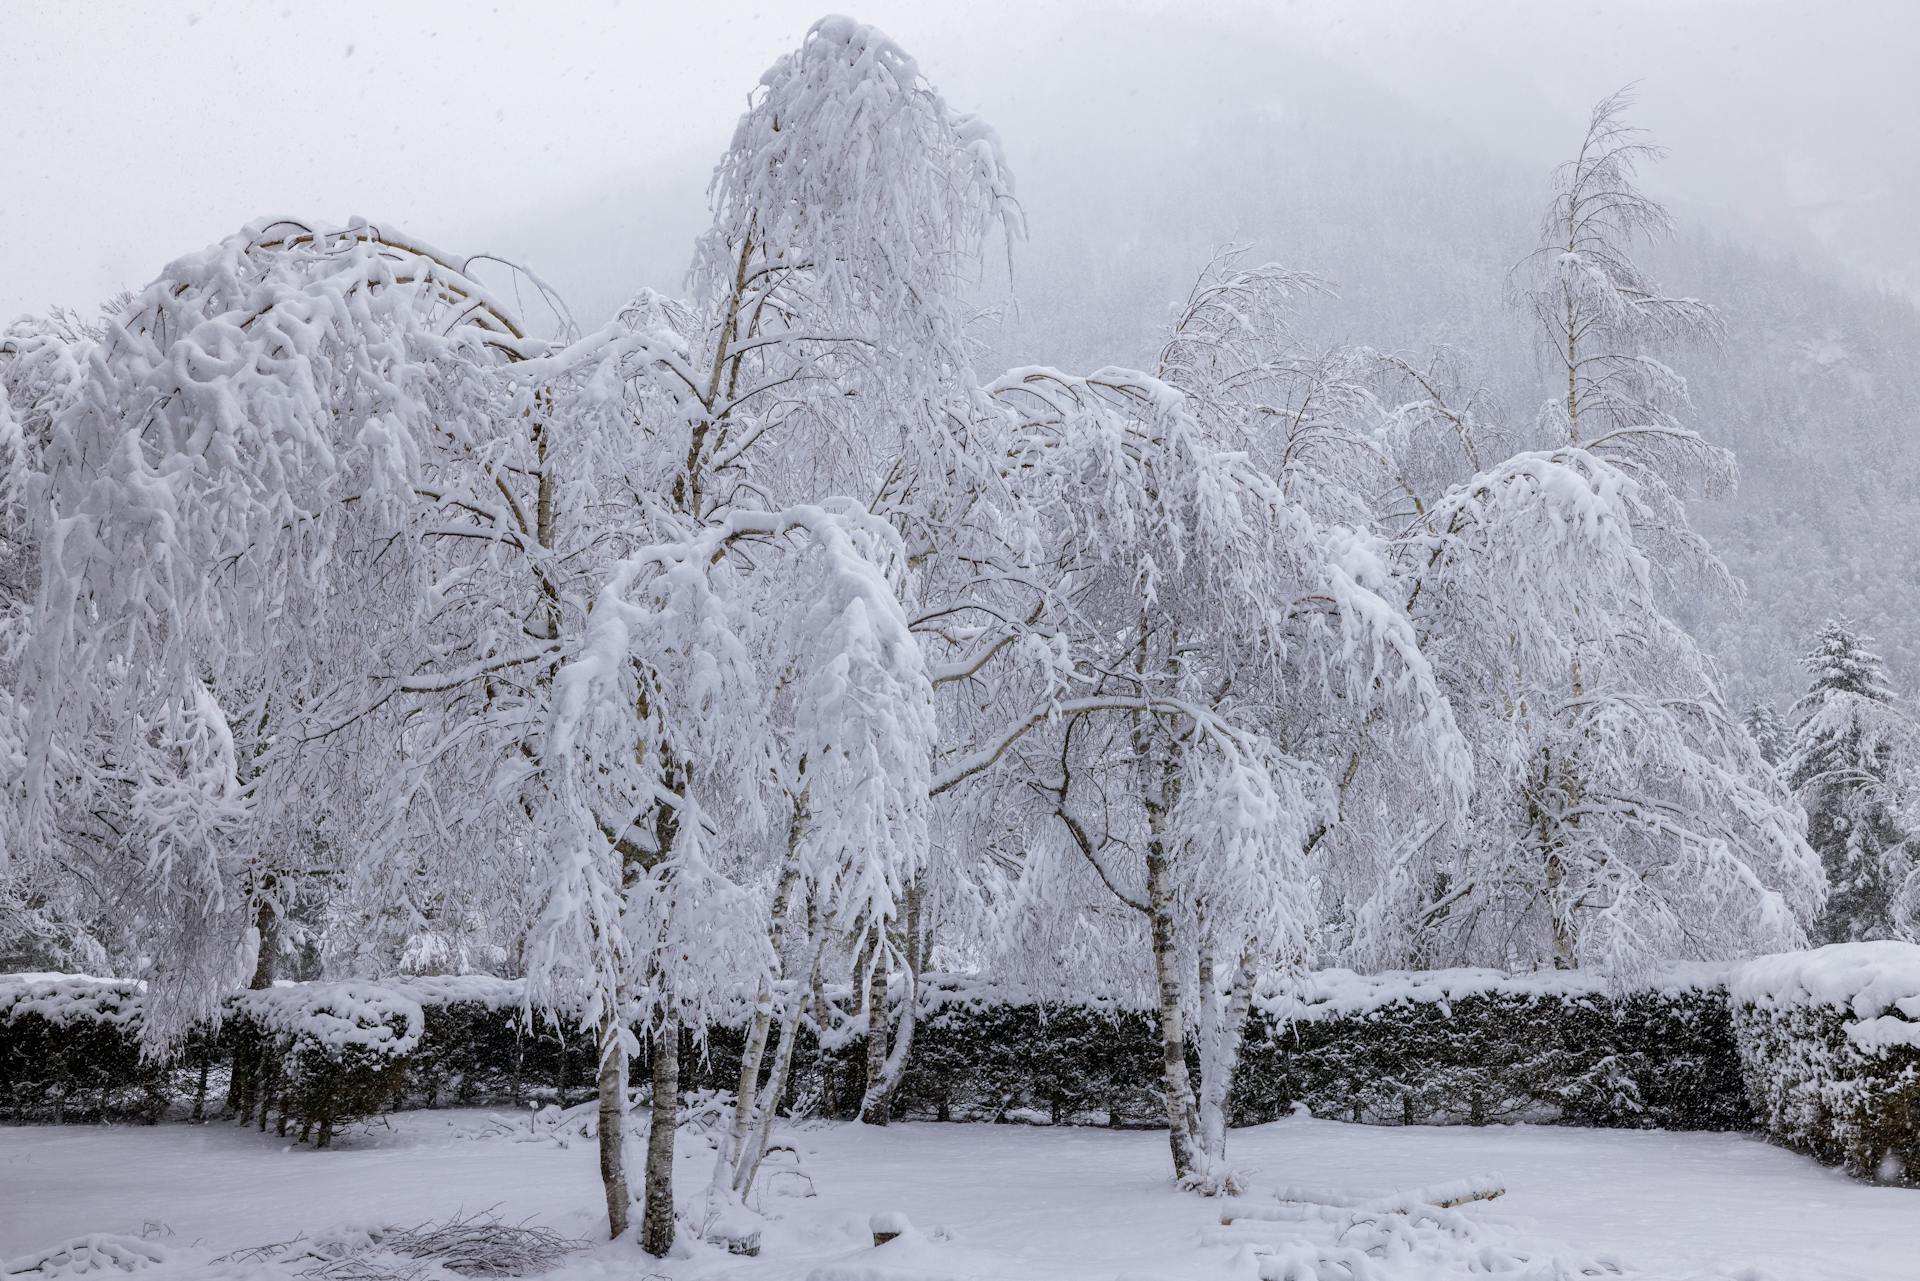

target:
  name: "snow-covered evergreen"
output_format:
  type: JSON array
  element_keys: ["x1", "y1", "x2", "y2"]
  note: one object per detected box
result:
[{"x1": 1786, "y1": 622, "x2": 1919, "y2": 943}]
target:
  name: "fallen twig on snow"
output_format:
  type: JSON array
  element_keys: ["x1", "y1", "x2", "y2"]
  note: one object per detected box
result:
[{"x1": 216, "y1": 1209, "x2": 583, "y2": 1279}]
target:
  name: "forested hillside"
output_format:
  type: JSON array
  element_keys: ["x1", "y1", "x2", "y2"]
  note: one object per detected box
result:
[{"x1": 514, "y1": 29, "x2": 1920, "y2": 708}]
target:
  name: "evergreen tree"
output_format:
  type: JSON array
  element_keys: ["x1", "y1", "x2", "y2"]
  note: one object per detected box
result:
[
  {"x1": 1786, "y1": 621, "x2": 1918, "y2": 942},
  {"x1": 1744, "y1": 703, "x2": 1790, "y2": 767}
]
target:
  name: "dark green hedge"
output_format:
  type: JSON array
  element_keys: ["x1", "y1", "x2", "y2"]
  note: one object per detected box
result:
[
  {"x1": 885, "y1": 996, "x2": 1165, "y2": 1125},
  {"x1": 1231, "y1": 985, "x2": 1748, "y2": 1130},
  {"x1": 224, "y1": 986, "x2": 421, "y2": 1148},
  {"x1": 0, "y1": 980, "x2": 175, "y2": 1123},
  {"x1": 0, "y1": 970, "x2": 1751, "y2": 1138}
]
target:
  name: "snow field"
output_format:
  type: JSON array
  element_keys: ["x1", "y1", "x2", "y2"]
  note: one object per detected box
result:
[{"x1": 3, "y1": 1111, "x2": 1914, "y2": 1280}]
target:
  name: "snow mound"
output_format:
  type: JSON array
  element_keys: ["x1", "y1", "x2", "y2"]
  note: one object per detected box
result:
[
  {"x1": 1731, "y1": 941, "x2": 1920, "y2": 1051},
  {"x1": 1, "y1": 1233, "x2": 168, "y2": 1275},
  {"x1": 0, "y1": 975, "x2": 143, "y2": 1029},
  {"x1": 1257, "y1": 962, "x2": 1730, "y2": 1022},
  {"x1": 228, "y1": 981, "x2": 424, "y2": 1056}
]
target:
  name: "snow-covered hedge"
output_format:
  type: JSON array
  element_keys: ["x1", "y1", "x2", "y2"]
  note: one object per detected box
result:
[
  {"x1": 0, "y1": 974, "x2": 176, "y2": 1122},
  {"x1": 885, "y1": 983, "x2": 1164, "y2": 1124},
  {"x1": 1234, "y1": 965, "x2": 1748, "y2": 1130},
  {"x1": 225, "y1": 982, "x2": 425, "y2": 1146},
  {"x1": 874, "y1": 967, "x2": 1750, "y2": 1131},
  {"x1": 0, "y1": 965, "x2": 1765, "y2": 1138},
  {"x1": 384, "y1": 975, "x2": 599, "y2": 1109},
  {"x1": 1729, "y1": 942, "x2": 1920, "y2": 1182}
]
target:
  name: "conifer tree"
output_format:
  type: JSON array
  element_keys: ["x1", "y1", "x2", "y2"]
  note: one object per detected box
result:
[
  {"x1": 1786, "y1": 621, "x2": 1918, "y2": 942},
  {"x1": 1744, "y1": 703, "x2": 1790, "y2": 767}
]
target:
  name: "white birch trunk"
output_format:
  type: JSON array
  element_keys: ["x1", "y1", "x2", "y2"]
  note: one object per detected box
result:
[
  {"x1": 1194, "y1": 946, "x2": 1256, "y2": 1189},
  {"x1": 641, "y1": 1015, "x2": 678, "y2": 1257},
  {"x1": 736, "y1": 994, "x2": 803, "y2": 1198},
  {"x1": 1146, "y1": 840, "x2": 1201, "y2": 1181},
  {"x1": 860, "y1": 937, "x2": 893, "y2": 1125},
  {"x1": 596, "y1": 1012, "x2": 631, "y2": 1239}
]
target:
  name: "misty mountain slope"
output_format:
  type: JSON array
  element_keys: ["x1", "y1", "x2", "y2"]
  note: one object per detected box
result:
[
  {"x1": 498, "y1": 34, "x2": 1917, "y2": 705},
  {"x1": 968, "y1": 53, "x2": 1920, "y2": 708},
  {"x1": 1679, "y1": 237, "x2": 1920, "y2": 703}
]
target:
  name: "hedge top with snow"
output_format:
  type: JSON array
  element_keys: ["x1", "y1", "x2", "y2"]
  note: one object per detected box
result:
[
  {"x1": 1730, "y1": 941, "x2": 1920, "y2": 1052},
  {"x1": 0, "y1": 973, "x2": 140, "y2": 1028},
  {"x1": 0, "y1": 955, "x2": 1822, "y2": 1036},
  {"x1": 1254, "y1": 962, "x2": 1736, "y2": 1022}
]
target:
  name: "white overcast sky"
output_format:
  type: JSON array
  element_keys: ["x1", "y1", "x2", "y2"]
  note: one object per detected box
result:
[{"x1": 4, "y1": 0, "x2": 1917, "y2": 322}]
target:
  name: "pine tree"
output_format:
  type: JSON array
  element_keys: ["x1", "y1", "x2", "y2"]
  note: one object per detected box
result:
[
  {"x1": 1744, "y1": 703, "x2": 1790, "y2": 767},
  {"x1": 1786, "y1": 621, "x2": 1918, "y2": 942}
]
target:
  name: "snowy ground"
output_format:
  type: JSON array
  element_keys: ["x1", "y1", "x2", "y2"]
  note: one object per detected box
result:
[{"x1": 2, "y1": 1111, "x2": 1914, "y2": 1280}]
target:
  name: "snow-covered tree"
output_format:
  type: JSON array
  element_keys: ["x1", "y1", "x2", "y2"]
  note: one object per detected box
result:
[
  {"x1": 1325, "y1": 94, "x2": 1820, "y2": 975},
  {"x1": 10, "y1": 222, "x2": 568, "y2": 1045},
  {"x1": 1786, "y1": 621, "x2": 1919, "y2": 942},
  {"x1": 1513, "y1": 87, "x2": 1723, "y2": 461},
  {"x1": 1342, "y1": 443, "x2": 1821, "y2": 972},
  {"x1": 1745, "y1": 703, "x2": 1790, "y2": 767},
  {"x1": 637, "y1": 15, "x2": 1029, "y2": 1206},
  {"x1": 958, "y1": 250, "x2": 1467, "y2": 1190}
]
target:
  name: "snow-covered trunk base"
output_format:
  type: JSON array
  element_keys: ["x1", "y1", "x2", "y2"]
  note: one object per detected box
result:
[
  {"x1": 595, "y1": 1016, "x2": 630, "y2": 1240},
  {"x1": 642, "y1": 1016, "x2": 678, "y2": 1257},
  {"x1": 1192, "y1": 948, "x2": 1256, "y2": 1193}
]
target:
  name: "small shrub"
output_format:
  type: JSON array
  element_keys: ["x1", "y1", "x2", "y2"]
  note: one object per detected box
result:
[{"x1": 227, "y1": 982, "x2": 424, "y2": 1146}]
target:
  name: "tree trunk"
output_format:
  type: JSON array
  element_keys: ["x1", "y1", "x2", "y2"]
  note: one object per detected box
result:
[
  {"x1": 1193, "y1": 943, "x2": 1219, "y2": 1174},
  {"x1": 1194, "y1": 948, "x2": 1255, "y2": 1186},
  {"x1": 860, "y1": 874, "x2": 928, "y2": 1127},
  {"x1": 715, "y1": 848, "x2": 800, "y2": 1195},
  {"x1": 595, "y1": 1013, "x2": 632, "y2": 1239},
  {"x1": 229, "y1": 896, "x2": 279, "y2": 1127},
  {"x1": 1537, "y1": 751, "x2": 1578, "y2": 969},
  {"x1": 861, "y1": 938, "x2": 891, "y2": 1125},
  {"x1": 190, "y1": 1043, "x2": 210, "y2": 1122},
  {"x1": 1146, "y1": 842, "x2": 1201, "y2": 1181},
  {"x1": 716, "y1": 978, "x2": 775, "y2": 1192},
  {"x1": 737, "y1": 999, "x2": 802, "y2": 1197},
  {"x1": 642, "y1": 1016, "x2": 678, "y2": 1257}
]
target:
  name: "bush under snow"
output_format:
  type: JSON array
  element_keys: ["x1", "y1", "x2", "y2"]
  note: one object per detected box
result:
[
  {"x1": 0, "y1": 974, "x2": 174, "y2": 1123},
  {"x1": 226, "y1": 982, "x2": 425, "y2": 1147},
  {"x1": 1730, "y1": 941, "x2": 1920, "y2": 1181}
]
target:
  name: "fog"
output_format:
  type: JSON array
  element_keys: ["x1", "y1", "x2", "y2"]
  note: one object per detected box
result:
[
  {"x1": 5, "y1": 1, "x2": 1917, "y2": 321},
  {"x1": 5, "y1": 1, "x2": 1919, "y2": 702}
]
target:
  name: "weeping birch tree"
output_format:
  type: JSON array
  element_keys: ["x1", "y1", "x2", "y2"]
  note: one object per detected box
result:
[
  {"x1": 964, "y1": 250, "x2": 1467, "y2": 1188},
  {"x1": 641, "y1": 10, "x2": 1021, "y2": 1198},
  {"x1": 6, "y1": 15, "x2": 1017, "y2": 1254},
  {"x1": 1319, "y1": 93, "x2": 1820, "y2": 971}
]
